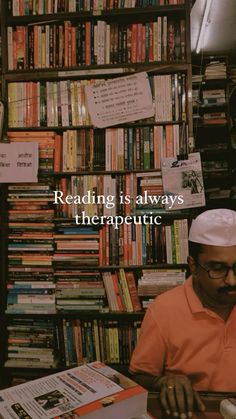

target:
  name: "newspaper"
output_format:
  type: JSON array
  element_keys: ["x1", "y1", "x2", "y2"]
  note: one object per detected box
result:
[
  {"x1": 161, "y1": 152, "x2": 205, "y2": 210},
  {"x1": 0, "y1": 362, "x2": 147, "y2": 419}
]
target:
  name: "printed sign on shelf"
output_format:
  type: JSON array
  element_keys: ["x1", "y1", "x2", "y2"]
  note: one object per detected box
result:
[
  {"x1": 85, "y1": 72, "x2": 154, "y2": 128},
  {"x1": 161, "y1": 152, "x2": 206, "y2": 210},
  {"x1": 0, "y1": 142, "x2": 38, "y2": 182}
]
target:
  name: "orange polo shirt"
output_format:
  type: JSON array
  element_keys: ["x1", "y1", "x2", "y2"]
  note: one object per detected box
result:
[{"x1": 129, "y1": 277, "x2": 236, "y2": 391}]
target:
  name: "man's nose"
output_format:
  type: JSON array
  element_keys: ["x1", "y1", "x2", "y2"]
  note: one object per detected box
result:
[{"x1": 224, "y1": 268, "x2": 236, "y2": 286}]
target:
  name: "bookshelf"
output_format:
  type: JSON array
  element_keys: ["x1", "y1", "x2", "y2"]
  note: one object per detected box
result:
[
  {"x1": 192, "y1": 55, "x2": 235, "y2": 209},
  {"x1": 0, "y1": 0, "x2": 193, "y2": 386},
  {"x1": 229, "y1": 63, "x2": 236, "y2": 209}
]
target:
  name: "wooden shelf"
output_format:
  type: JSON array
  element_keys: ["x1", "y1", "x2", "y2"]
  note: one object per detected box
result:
[
  {"x1": 3, "y1": 62, "x2": 190, "y2": 81},
  {"x1": 7, "y1": 120, "x2": 185, "y2": 131},
  {"x1": 6, "y1": 5, "x2": 187, "y2": 25},
  {"x1": 4, "y1": 311, "x2": 145, "y2": 320}
]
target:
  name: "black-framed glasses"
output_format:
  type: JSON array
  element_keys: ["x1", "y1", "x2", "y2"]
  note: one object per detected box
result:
[{"x1": 197, "y1": 262, "x2": 236, "y2": 279}]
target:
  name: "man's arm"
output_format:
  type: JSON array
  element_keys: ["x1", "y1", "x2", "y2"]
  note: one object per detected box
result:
[
  {"x1": 129, "y1": 304, "x2": 205, "y2": 416},
  {"x1": 130, "y1": 372, "x2": 163, "y2": 391}
]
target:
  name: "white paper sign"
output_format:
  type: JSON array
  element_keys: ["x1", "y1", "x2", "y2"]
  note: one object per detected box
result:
[
  {"x1": 161, "y1": 152, "x2": 206, "y2": 210},
  {"x1": 0, "y1": 142, "x2": 38, "y2": 182},
  {"x1": 85, "y1": 72, "x2": 154, "y2": 128}
]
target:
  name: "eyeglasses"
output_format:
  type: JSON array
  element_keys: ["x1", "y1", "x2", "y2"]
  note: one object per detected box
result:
[{"x1": 197, "y1": 262, "x2": 236, "y2": 279}]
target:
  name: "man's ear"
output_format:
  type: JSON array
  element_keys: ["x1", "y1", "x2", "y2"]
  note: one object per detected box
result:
[{"x1": 187, "y1": 256, "x2": 198, "y2": 275}]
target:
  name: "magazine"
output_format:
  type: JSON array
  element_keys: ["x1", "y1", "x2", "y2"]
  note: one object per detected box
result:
[
  {"x1": 0, "y1": 362, "x2": 147, "y2": 419},
  {"x1": 161, "y1": 152, "x2": 205, "y2": 210}
]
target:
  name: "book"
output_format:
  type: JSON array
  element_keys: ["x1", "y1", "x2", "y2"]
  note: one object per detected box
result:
[{"x1": 0, "y1": 362, "x2": 148, "y2": 419}]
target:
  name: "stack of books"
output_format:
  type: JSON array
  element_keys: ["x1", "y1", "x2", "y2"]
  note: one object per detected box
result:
[
  {"x1": 61, "y1": 318, "x2": 141, "y2": 366},
  {"x1": 202, "y1": 89, "x2": 226, "y2": 105},
  {"x1": 138, "y1": 268, "x2": 185, "y2": 308},
  {"x1": 7, "y1": 183, "x2": 56, "y2": 314},
  {"x1": 205, "y1": 61, "x2": 227, "y2": 80},
  {"x1": 5, "y1": 318, "x2": 59, "y2": 368}
]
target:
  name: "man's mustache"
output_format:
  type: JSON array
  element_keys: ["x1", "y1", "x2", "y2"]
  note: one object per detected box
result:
[{"x1": 218, "y1": 286, "x2": 236, "y2": 293}]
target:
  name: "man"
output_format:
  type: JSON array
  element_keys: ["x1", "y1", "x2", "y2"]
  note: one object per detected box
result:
[{"x1": 129, "y1": 209, "x2": 236, "y2": 418}]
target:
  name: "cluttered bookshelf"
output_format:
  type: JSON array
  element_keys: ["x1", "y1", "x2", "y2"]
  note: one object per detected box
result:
[
  {"x1": 229, "y1": 63, "x2": 236, "y2": 208},
  {"x1": 0, "y1": 0, "x2": 194, "y2": 387},
  {"x1": 192, "y1": 55, "x2": 235, "y2": 209}
]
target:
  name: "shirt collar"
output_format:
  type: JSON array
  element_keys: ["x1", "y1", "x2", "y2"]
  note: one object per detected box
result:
[
  {"x1": 184, "y1": 276, "x2": 236, "y2": 321},
  {"x1": 184, "y1": 276, "x2": 206, "y2": 314}
]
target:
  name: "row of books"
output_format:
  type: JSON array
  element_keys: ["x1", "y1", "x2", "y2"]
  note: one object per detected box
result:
[
  {"x1": 193, "y1": 88, "x2": 226, "y2": 107},
  {"x1": 8, "y1": 131, "x2": 55, "y2": 172},
  {"x1": 7, "y1": 229, "x2": 187, "y2": 314},
  {"x1": 8, "y1": 0, "x2": 185, "y2": 16},
  {"x1": 49, "y1": 223, "x2": 188, "y2": 266},
  {"x1": 54, "y1": 173, "x2": 164, "y2": 218},
  {"x1": 7, "y1": 186, "x2": 53, "y2": 293},
  {"x1": 56, "y1": 125, "x2": 181, "y2": 172},
  {"x1": 56, "y1": 269, "x2": 142, "y2": 312},
  {"x1": 5, "y1": 271, "x2": 176, "y2": 314},
  {"x1": 8, "y1": 122, "x2": 183, "y2": 173},
  {"x1": 6, "y1": 281, "x2": 57, "y2": 314},
  {"x1": 7, "y1": 179, "x2": 189, "y2": 265},
  {"x1": 193, "y1": 111, "x2": 227, "y2": 125},
  {"x1": 202, "y1": 112, "x2": 227, "y2": 125},
  {"x1": 102, "y1": 270, "x2": 141, "y2": 312},
  {"x1": 192, "y1": 60, "x2": 227, "y2": 84},
  {"x1": 202, "y1": 160, "x2": 229, "y2": 177},
  {"x1": 205, "y1": 187, "x2": 231, "y2": 202},
  {"x1": 5, "y1": 317, "x2": 141, "y2": 367},
  {"x1": 8, "y1": 18, "x2": 186, "y2": 69},
  {"x1": 138, "y1": 268, "x2": 186, "y2": 308},
  {"x1": 5, "y1": 319, "x2": 60, "y2": 368},
  {"x1": 138, "y1": 268, "x2": 185, "y2": 296},
  {"x1": 61, "y1": 318, "x2": 141, "y2": 367},
  {"x1": 6, "y1": 271, "x2": 140, "y2": 313},
  {"x1": 98, "y1": 219, "x2": 189, "y2": 265},
  {"x1": 56, "y1": 280, "x2": 106, "y2": 312},
  {"x1": 204, "y1": 60, "x2": 227, "y2": 80},
  {"x1": 7, "y1": 182, "x2": 55, "y2": 297},
  {"x1": 7, "y1": 73, "x2": 187, "y2": 127},
  {"x1": 202, "y1": 89, "x2": 226, "y2": 105},
  {"x1": 153, "y1": 73, "x2": 186, "y2": 122},
  {"x1": 7, "y1": 181, "x2": 55, "y2": 316}
]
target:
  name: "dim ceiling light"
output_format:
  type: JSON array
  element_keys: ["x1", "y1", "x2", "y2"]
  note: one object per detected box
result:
[{"x1": 196, "y1": 0, "x2": 213, "y2": 54}]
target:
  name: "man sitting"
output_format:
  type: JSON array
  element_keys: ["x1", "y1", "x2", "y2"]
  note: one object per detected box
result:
[{"x1": 129, "y1": 209, "x2": 236, "y2": 418}]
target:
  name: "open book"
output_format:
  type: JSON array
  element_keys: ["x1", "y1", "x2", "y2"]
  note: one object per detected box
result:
[{"x1": 0, "y1": 362, "x2": 148, "y2": 419}]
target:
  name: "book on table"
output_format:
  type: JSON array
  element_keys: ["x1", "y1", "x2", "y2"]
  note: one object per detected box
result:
[{"x1": 0, "y1": 361, "x2": 148, "y2": 419}]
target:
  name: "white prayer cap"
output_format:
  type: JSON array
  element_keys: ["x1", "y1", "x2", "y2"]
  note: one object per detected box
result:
[{"x1": 189, "y1": 209, "x2": 236, "y2": 246}]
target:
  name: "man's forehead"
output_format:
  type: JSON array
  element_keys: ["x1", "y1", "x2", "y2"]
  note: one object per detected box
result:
[{"x1": 199, "y1": 244, "x2": 236, "y2": 259}]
